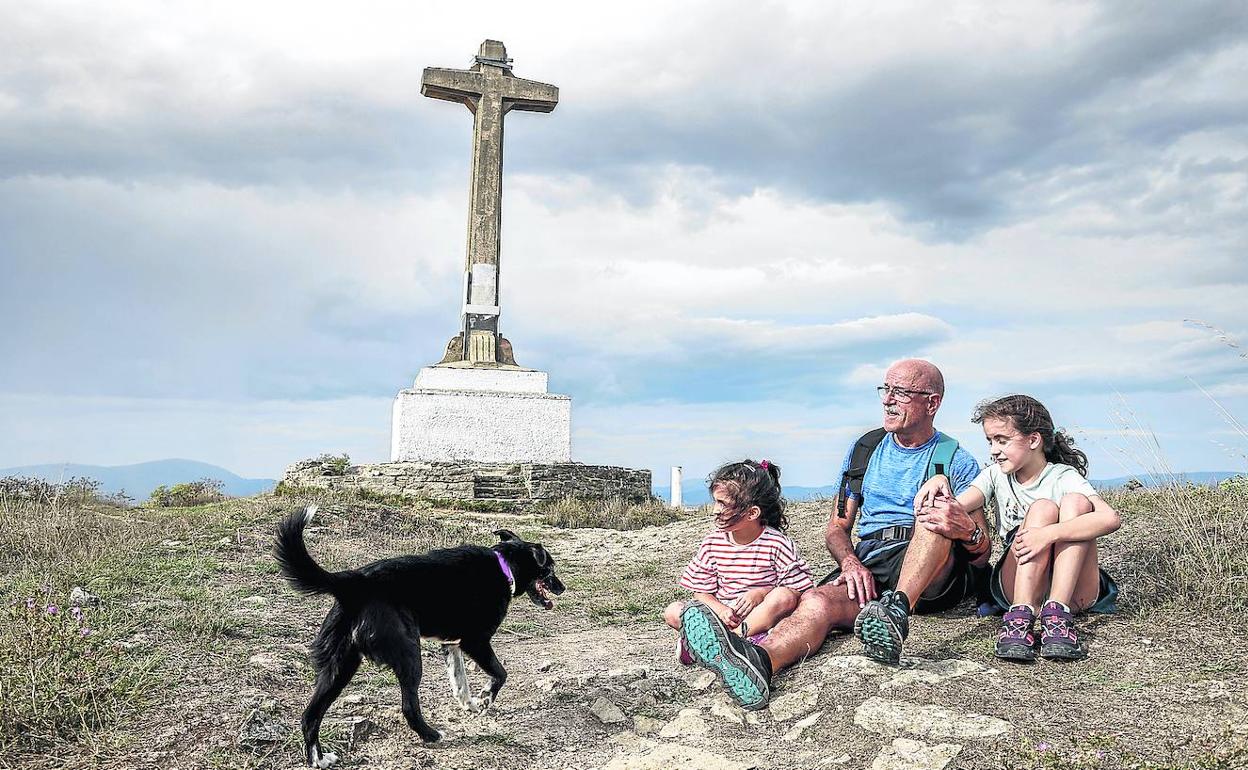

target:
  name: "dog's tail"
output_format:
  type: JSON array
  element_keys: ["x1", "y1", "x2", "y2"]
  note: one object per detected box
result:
[{"x1": 274, "y1": 505, "x2": 344, "y2": 596}]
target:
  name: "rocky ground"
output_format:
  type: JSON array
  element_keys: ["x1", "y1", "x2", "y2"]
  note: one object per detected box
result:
[{"x1": 21, "y1": 497, "x2": 1248, "y2": 770}]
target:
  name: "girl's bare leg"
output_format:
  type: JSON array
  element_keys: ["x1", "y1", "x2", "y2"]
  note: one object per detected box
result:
[
  {"x1": 662, "y1": 600, "x2": 685, "y2": 630},
  {"x1": 740, "y1": 587, "x2": 801, "y2": 635},
  {"x1": 1049, "y1": 493, "x2": 1102, "y2": 611},
  {"x1": 1001, "y1": 499, "x2": 1059, "y2": 609}
]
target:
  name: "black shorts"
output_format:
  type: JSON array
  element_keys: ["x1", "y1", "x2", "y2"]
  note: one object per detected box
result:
[
  {"x1": 988, "y1": 527, "x2": 1119, "y2": 614},
  {"x1": 819, "y1": 536, "x2": 987, "y2": 614}
]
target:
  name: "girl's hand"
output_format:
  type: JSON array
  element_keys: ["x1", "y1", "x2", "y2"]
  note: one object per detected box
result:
[
  {"x1": 1013, "y1": 525, "x2": 1057, "y2": 564},
  {"x1": 914, "y1": 475, "x2": 953, "y2": 512},
  {"x1": 712, "y1": 603, "x2": 742, "y2": 629},
  {"x1": 730, "y1": 588, "x2": 770, "y2": 621}
]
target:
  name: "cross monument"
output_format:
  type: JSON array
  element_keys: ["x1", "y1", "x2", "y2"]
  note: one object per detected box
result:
[{"x1": 422, "y1": 39, "x2": 558, "y2": 366}]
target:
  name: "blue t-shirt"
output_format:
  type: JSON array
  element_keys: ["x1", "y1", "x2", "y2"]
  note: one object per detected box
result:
[{"x1": 838, "y1": 430, "x2": 980, "y2": 535}]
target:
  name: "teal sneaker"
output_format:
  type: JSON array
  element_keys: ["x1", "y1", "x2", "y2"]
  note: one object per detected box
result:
[
  {"x1": 854, "y1": 589, "x2": 910, "y2": 666},
  {"x1": 679, "y1": 602, "x2": 772, "y2": 710}
]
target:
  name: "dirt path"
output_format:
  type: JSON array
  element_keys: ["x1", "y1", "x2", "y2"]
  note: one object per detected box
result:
[{"x1": 87, "y1": 501, "x2": 1248, "y2": 770}]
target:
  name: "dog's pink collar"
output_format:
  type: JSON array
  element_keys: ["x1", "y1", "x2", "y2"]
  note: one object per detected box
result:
[{"x1": 495, "y1": 550, "x2": 516, "y2": 596}]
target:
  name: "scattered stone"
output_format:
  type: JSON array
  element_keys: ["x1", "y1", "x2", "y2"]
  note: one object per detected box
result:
[
  {"x1": 686, "y1": 670, "x2": 716, "y2": 691},
  {"x1": 783, "y1": 710, "x2": 823, "y2": 741},
  {"x1": 537, "y1": 659, "x2": 556, "y2": 672},
  {"x1": 659, "y1": 708, "x2": 708, "y2": 738},
  {"x1": 825, "y1": 654, "x2": 917, "y2": 676},
  {"x1": 536, "y1": 674, "x2": 591, "y2": 692},
  {"x1": 710, "y1": 695, "x2": 745, "y2": 726},
  {"x1": 160, "y1": 539, "x2": 184, "y2": 549},
  {"x1": 242, "y1": 595, "x2": 269, "y2": 606},
  {"x1": 822, "y1": 754, "x2": 852, "y2": 765},
  {"x1": 880, "y1": 659, "x2": 989, "y2": 691},
  {"x1": 601, "y1": 742, "x2": 756, "y2": 770},
  {"x1": 216, "y1": 536, "x2": 233, "y2": 547},
  {"x1": 591, "y1": 696, "x2": 628, "y2": 724},
  {"x1": 341, "y1": 692, "x2": 371, "y2": 706},
  {"x1": 633, "y1": 715, "x2": 664, "y2": 735},
  {"x1": 769, "y1": 685, "x2": 821, "y2": 721},
  {"x1": 329, "y1": 716, "x2": 378, "y2": 750},
  {"x1": 744, "y1": 710, "x2": 766, "y2": 726},
  {"x1": 237, "y1": 708, "x2": 288, "y2": 750},
  {"x1": 854, "y1": 697, "x2": 1011, "y2": 740},
  {"x1": 869, "y1": 737, "x2": 963, "y2": 770},
  {"x1": 607, "y1": 666, "x2": 649, "y2": 684},
  {"x1": 68, "y1": 586, "x2": 100, "y2": 607}
]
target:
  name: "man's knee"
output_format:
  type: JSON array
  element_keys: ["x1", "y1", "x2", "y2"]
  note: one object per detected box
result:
[
  {"x1": 795, "y1": 584, "x2": 841, "y2": 618},
  {"x1": 1058, "y1": 493, "x2": 1094, "y2": 518}
]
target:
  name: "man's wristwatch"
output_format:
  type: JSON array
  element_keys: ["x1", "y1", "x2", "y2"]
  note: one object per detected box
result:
[{"x1": 965, "y1": 526, "x2": 984, "y2": 548}]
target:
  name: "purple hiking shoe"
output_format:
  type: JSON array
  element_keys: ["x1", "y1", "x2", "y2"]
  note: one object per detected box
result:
[
  {"x1": 1039, "y1": 601, "x2": 1086, "y2": 660},
  {"x1": 994, "y1": 605, "x2": 1037, "y2": 661}
]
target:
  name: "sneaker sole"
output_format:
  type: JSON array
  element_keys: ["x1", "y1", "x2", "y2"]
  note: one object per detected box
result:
[
  {"x1": 994, "y1": 642, "x2": 1037, "y2": 662},
  {"x1": 854, "y1": 604, "x2": 903, "y2": 666},
  {"x1": 1040, "y1": 643, "x2": 1086, "y2": 661},
  {"x1": 679, "y1": 603, "x2": 769, "y2": 710}
]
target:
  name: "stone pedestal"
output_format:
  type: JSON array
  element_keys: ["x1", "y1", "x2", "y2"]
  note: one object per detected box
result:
[{"x1": 391, "y1": 364, "x2": 571, "y2": 464}]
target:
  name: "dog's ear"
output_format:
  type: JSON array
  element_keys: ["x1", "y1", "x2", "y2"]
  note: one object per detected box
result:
[
  {"x1": 529, "y1": 545, "x2": 549, "y2": 567},
  {"x1": 494, "y1": 529, "x2": 521, "y2": 543}
]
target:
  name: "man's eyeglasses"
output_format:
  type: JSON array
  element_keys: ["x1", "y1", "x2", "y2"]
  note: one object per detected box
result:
[{"x1": 877, "y1": 385, "x2": 935, "y2": 403}]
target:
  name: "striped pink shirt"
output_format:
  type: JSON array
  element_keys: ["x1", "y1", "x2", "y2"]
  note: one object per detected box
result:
[{"x1": 679, "y1": 527, "x2": 814, "y2": 603}]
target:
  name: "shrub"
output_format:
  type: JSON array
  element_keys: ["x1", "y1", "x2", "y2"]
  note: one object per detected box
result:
[
  {"x1": 316, "y1": 453, "x2": 352, "y2": 476},
  {"x1": 539, "y1": 496, "x2": 684, "y2": 530},
  {"x1": 148, "y1": 478, "x2": 226, "y2": 508}
]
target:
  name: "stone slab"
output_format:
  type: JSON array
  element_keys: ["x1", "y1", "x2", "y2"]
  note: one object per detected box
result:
[
  {"x1": 392, "y1": 387, "x2": 571, "y2": 464},
  {"x1": 413, "y1": 365, "x2": 549, "y2": 394}
]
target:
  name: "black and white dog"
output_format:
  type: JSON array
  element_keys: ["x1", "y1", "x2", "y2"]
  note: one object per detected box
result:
[{"x1": 274, "y1": 505, "x2": 565, "y2": 768}]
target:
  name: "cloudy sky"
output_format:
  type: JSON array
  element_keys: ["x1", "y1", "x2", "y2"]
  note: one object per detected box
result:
[{"x1": 2, "y1": 0, "x2": 1246, "y2": 486}]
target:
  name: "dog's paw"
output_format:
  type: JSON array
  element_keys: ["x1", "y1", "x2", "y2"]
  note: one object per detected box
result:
[
  {"x1": 420, "y1": 729, "x2": 444, "y2": 744},
  {"x1": 311, "y1": 749, "x2": 339, "y2": 768},
  {"x1": 468, "y1": 689, "x2": 494, "y2": 714}
]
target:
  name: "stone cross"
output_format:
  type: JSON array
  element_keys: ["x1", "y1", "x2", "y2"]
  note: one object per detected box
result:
[{"x1": 422, "y1": 40, "x2": 558, "y2": 366}]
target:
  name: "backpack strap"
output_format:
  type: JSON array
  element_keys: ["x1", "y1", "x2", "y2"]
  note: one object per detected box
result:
[
  {"x1": 836, "y1": 427, "x2": 888, "y2": 518},
  {"x1": 927, "y1": 432, "x2": 960, "y2": 482}
]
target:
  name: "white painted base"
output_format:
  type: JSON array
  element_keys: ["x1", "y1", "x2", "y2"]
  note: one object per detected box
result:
[{"x1": 391, "y1": 366, "x2": 572, "y2": 463}]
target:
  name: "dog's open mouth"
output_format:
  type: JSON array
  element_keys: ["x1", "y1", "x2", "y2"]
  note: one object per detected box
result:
[{"x1": 532, "y1": 579, "x2": 555, "y2": 610}]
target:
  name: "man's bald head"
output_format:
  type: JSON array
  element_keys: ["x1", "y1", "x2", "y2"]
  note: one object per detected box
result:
[{"x1": 886, "y1": 359, "x2": 945, "y2": 397}]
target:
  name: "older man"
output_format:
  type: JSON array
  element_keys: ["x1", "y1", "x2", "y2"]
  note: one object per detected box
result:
[{"x1": 679, "y1": 359, "x2": 991, "y2": 710}]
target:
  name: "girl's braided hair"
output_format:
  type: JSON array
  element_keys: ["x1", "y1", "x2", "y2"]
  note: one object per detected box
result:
[
  {"x1": 708, "y1": 458, "x2": 788, "y2": 531},
  {"x1": 972, "y1": 394, "x2": 1089, "y2": 477}
]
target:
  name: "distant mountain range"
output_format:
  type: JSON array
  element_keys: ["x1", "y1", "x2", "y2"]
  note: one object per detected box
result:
[
  {"x1": 653, "y1": 471, "x2": 1243, "y2": 506},
  {"x1": 0, "y1": 459, "x2": 276, "y2": 500}
]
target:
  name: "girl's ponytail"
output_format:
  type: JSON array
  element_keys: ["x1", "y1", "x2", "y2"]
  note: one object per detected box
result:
[{"x1": 1049, "y1": 430, "x2": 1089, "y2": 478}]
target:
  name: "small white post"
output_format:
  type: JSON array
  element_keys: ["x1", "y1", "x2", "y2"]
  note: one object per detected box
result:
[{"x1": 670, "y1": 466, "x2": 683, "y2": 508}]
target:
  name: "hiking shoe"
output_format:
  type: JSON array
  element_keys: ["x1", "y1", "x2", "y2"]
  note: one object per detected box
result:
[
  {"x1": 679, "y1": 602, "x2": 772, "y2": 710},
  {"x1": 994, "y1": 605, "x2": 1037, "y2": 661},
  {"x1": 1039, "y1": 601, "x2": 1086, "y2": 660},
  {"x1": 854, "y1": 589, "x2": 910, "y2": 666},
  {"x1": 675, "y1": 636, "x2": 693, "y2": 666}
]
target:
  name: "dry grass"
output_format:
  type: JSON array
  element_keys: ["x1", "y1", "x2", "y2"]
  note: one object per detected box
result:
[{"x1": 538, "y1": 495, "x2": 687, "y2": 530}]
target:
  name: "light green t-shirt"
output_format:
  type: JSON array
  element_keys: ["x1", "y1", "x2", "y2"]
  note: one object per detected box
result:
[{"x1": 969, "y1": 462, "x2": 1097, "y2": 540}]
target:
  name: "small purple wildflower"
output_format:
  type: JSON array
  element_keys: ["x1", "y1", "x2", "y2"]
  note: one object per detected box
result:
[
  {"x1": 45, "y1": 604, "x2": 59, "y2": 616},
  {"x1": 1096, "y1": 751, "x2": 1105, "y2": 759},
  {"x1": 25, "y1": 597, "x2": 36, "y2": 610},
  {"x1": 70, "y1": 606, "x2": 83, "y2": 621},
  {"x1": 1037, "y1": 742, "x2": 1050, "y2": 752},
  {"x1": 81, "y1": 628, "x2": 93, "y2": 637}
]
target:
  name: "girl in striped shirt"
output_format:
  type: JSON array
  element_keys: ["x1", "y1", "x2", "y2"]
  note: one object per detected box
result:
[{"x1": 663, "y1": 459, "x2": 814, "y2": 664}]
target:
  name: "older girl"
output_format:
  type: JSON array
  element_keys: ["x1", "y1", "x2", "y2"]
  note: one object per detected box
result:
[{"x1": 915, "y1": 395, "x2": 1121, "y2": 661}]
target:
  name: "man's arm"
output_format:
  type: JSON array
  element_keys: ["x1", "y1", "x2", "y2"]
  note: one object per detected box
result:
[{"x1": 825, "y1": 496, "x2": 877, "y2": 606}]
